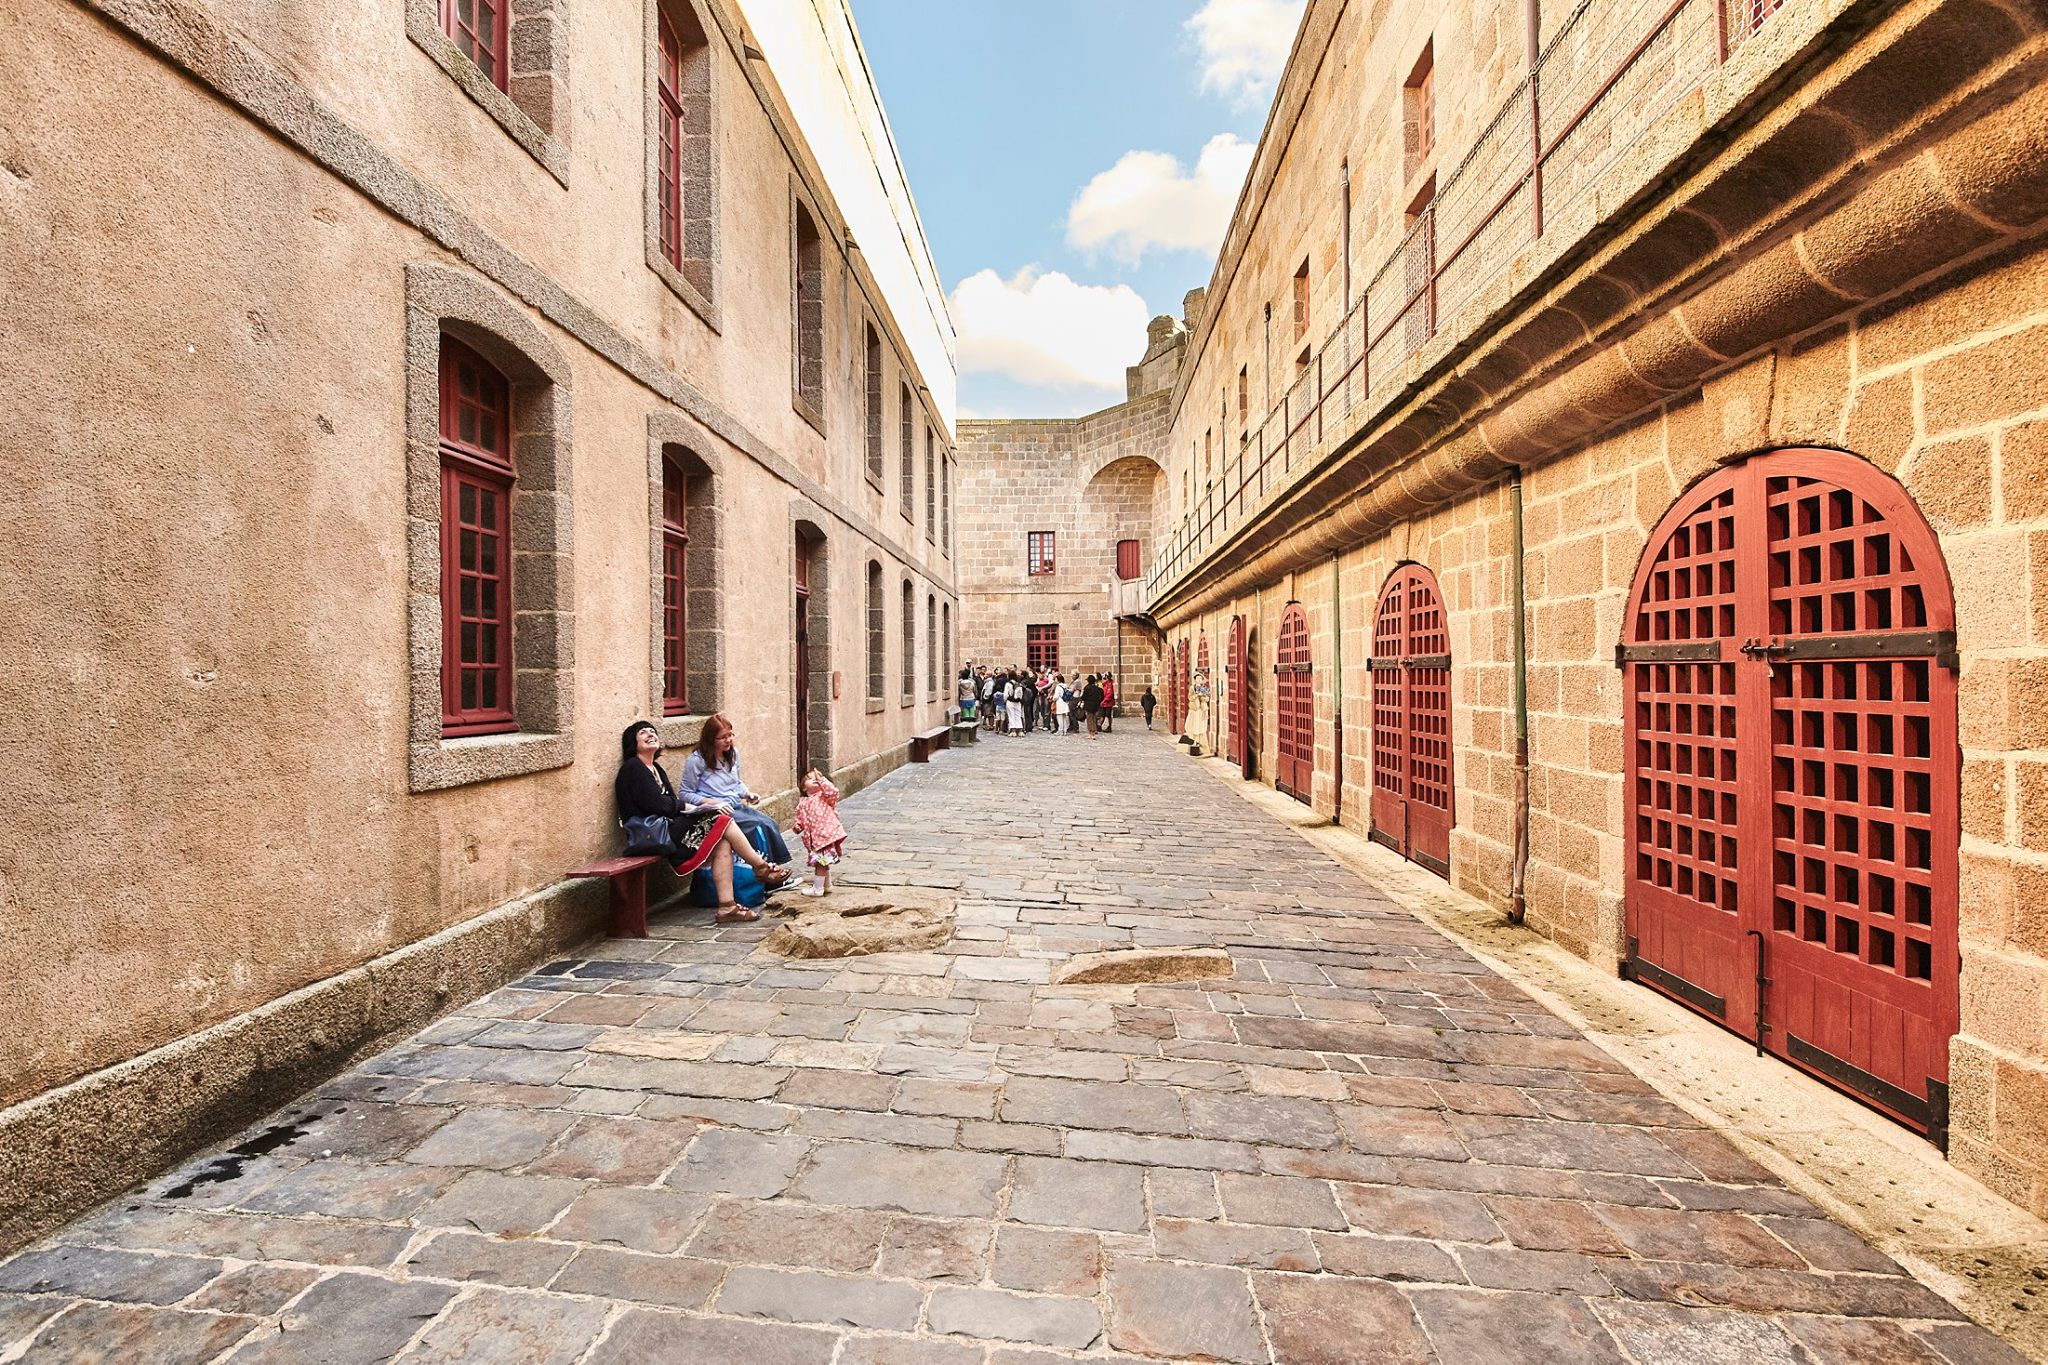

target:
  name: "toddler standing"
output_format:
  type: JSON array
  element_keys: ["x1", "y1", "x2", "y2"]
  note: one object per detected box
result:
[{"x1": 793, "y1": 769, "x2": 847, "y2": 897}]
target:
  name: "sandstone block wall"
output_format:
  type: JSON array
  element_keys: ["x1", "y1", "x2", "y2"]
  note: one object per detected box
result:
[
  {"x1": 956, "y1": 393, "x2": 1171, "y2": 696},
  {"x1": 1145, "y1": 0, "x2": 2048, "y2": 1217}
]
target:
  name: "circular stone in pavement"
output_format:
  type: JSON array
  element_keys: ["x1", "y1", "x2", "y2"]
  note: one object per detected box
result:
[
  {"x1": 1053, "y1": 947, "x2": 1233, "y2": 985},
  {"x1": 762, "y1": 886, "x2": 957, "y2": 959}
]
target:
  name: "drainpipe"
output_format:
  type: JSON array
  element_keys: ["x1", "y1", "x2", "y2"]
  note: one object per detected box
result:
[
  {"x1": 1331, "y1": 551, "x2": 1344, "y2": 826},
  {"x1": 1508, "y1": 469, "x2": 1531, "y2": 925}
]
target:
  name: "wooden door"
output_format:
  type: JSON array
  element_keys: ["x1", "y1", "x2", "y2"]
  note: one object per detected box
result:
[
  {"x1": 1369, "y1": 565, "x2": 1454, "y2": 878},
  {"x1": 1245, "y1": 627, "x2": 1260, "y2": 781},
  {"x1": 1275, "y1": 603, "x2": 1312, "y2": 803},
  {"x1": 794, "y1": 544, "x2": 811, "y2": 780},
  {"x1": 1228, "y1": 616, "x2": 1247, "y2": 770},
  {"x1": 1623, "y1": 450, "x2": 1959, "y2": 1139}
]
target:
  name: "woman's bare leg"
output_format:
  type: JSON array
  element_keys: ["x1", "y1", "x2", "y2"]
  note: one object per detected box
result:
[
  {"x1": 720, "y1": 821, "x2": 768, "y2": 871},
  {"x1": 709, "y1": 842, "x2": 735, "y2": 903}
]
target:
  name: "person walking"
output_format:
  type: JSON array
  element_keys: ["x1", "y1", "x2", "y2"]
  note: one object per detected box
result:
[
  {"x1": 1141, "y1": 684, "x2": 1158, "y2": 728},
  {"x1": 1099, "y1": 674, "x2": 1116, "y2": 733},
  {"x1": 1082, "y1": 674, "x2": 1105, "y2": 739}
]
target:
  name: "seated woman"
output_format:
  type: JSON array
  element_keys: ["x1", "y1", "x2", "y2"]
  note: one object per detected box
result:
[
  {"x1": 679, "y1": 715, "x2": 793, "y2": 865},
  {"x1": 617, "y1": 721, "x2": 790, "y2": 923}
]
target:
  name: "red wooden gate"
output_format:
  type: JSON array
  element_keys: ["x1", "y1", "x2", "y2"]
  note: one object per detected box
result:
[
  {"x1": 1275, "y1": 603, "x2": 1312, "y2": 803},
  {"x1": 1623, "y1": 449, "x2": 1958, "y2": 1139},
  {"x1": 1370, "y1": 565, "x2": 1454, "y2": 878},
  {"x1": 1196, "y1": 634, "x2": 1212, "y2": 750},
  {"x1": 1174, "y1": 639, "x2": 1190, "y2": 735},
  {"x1": 1228, "y1": 616, "x2": 1247, "y2": 770},
  {"x1": 1245, "y1": 626, "x2": 1261, "y2": 781}
]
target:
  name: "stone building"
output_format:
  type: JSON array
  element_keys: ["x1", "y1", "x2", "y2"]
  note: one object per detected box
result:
[
  {"x1": 1138, "y1": 0, "x2": 2048, "y2": 1215},
  {"x1": 954, "y1": 310, "x2": 1189, "y2": 702},
  {"x1": 0, "y1": 0, "x2": 957, "y2": 1246}
]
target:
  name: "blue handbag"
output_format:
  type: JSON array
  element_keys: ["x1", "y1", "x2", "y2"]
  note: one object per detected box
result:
[{"x1": 622, "y1": 814, "x2": 676, "y2": 857}]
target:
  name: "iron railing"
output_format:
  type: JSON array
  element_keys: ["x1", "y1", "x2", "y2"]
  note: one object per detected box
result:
[{"x1": 1147, "y1": 0, "x2": 1788, "y2": 602}]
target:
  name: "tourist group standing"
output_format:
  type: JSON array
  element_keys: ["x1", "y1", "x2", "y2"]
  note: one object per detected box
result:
[{"x1": 962, "y1": 665, "x2": 1122, "y2": 740}]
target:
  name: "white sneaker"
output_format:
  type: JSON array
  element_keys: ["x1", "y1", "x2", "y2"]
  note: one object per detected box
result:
[{"x1": 801, "y1": 885, "x2": 824, "y2": 897}]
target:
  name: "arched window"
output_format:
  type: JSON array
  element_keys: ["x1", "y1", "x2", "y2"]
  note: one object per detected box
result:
[
  {"x1": 901, "y1": 577, "x2": 916, "y2": 704},
  {"x1": 899, "y1": 384, "x2": 915, "y2": 520},
  {"x1": 792, "y1": 198, "x2": 824, "y2": 422},
  {"x1": 943, "y1": 601, "x2": 952, "y2": 685},
  {"x1": 866, "y1": 561, "x2": 884, "y2": 702},
  {"x1": 927, "y1": 593, "x2": 938, "y2": 695},
  {"x1": 654, "y1": 0, "x2": 715, "y2": 299},
  {"x1": 925, "y1": 426, "x2": 937, "y2": 542},
  {"x1": 864, "y1": 325, "x2": 884, "y2": 484},
  {"x1": 439, "y1": 337, "x2": 516, "y2": 736}
]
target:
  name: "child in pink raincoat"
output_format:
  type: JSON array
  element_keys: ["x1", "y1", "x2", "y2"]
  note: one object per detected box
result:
[{"x1": 793, "y1": 769, "x2": 847, "y2": 897}]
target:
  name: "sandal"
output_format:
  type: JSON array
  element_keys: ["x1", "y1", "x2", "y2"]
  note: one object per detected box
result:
[
  {"x1": 757, "y1": 864, "x2": 793, "y2": 888},
  {"x1": 714, "y1": 903, "x2": 759, "y2": 923}
]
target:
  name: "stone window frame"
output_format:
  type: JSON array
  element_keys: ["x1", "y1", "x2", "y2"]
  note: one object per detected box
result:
[
  {"x1": 865, "y1": 558, "x2": 886, "y2": 714},
  {"x1": 899, "y1": 382, "x2": 914, "y2": 522},
  {"x1": 790, "y1": 181, "x2": 827, "y2": 435},
  {"x1": 647, "y1": 410, "x2": 725, "y2": 750},
  {"x1": 792, "y1": 505, "x2": 834, "y2": 775},
  {"x1": 405, "y1": 263, "x2": 575, "y2": 793},
  {"x1": 924, "y1": 424, "x2": 936, "y2": 544},
  {"x1": 406, "y1": 0, "x2": 571, "y2": 186},
  {"x1": 925, "y1": 591, "x2": 937, "y2": 701},
  {"x1": 900, "y1": 575, "x2": 916, "y2": 707},
  {"x1": 643, "y1": 0, "x2": 720, "y2": 328},
  {"x1": 863, "y1": 321, "x2": 884, "y2": 491}
]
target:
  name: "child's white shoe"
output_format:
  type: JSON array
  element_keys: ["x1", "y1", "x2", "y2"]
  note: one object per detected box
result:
[{"x1": 801, "y1": 885, "x2": 824, "y2": 897}]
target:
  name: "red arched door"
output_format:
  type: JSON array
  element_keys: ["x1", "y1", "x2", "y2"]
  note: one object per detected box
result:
[
  {"x1": 1196, "y1": 634, "x2": 1212, "y2": 750},
  {"x1": 1244, "y1": 625, "x2": 1261, "y2": 781},
  {"x1": 1228, "y1": 616, "x2": 1247, "y2": 770},
  {"x1": 1174, "y1": 638, "x2": 1190, "y2": 734},
  {"x1": 1370, "y1": 565, "x2": 1453, "y2": 878},
  {"x1": 1623, "y1": 449, "x2": 1959, "y2": 1139},
  {"x1": 1276, "y1": 603, "x2": 1312, "y2": 803}
]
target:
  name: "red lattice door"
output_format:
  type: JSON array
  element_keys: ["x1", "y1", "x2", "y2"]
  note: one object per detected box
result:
[
  {"x1": 1175, "y1": 639, "x2": 1190, "y2": 735},
  {"x1": 1244, "y1": 627, "x2": 1261, "y2": 781},
  {"x1": 1369, "y1": 565, "x2": 1454, "y2": 878},
  {"x1": 1228, "y1": 616, "x2": 1247, "y2": 770},
  {"x1": 1623, "y1": 450, "x2": 1958, "y2": 1139},
  {"x1": 1275, "y1": 603, "x2": 1313, "y2": 803}
]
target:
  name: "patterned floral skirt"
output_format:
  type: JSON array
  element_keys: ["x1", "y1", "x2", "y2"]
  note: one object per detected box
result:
[{"x1": 669, "y1": 810, "x2": 733, "y2": 875}]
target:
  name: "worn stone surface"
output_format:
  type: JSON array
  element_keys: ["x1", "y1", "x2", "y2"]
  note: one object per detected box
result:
[
  {"x1": 0, "y1": 735, "x2": 2024, "y2": 1362},
  {"x1": 765, "y1": 887, "x2": 959, "y2": 959},
  {"x1": 1054, "y1": 947, "x2": 1235, "y2": 985}
]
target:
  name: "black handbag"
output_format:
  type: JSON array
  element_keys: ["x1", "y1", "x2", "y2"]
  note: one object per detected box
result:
[{"x1": 622, "y1": 814, "x2": 675, "y2": 856}]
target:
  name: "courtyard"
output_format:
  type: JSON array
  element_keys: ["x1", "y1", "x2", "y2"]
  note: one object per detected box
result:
[{"x1": 0, "y1": 731, "x2": 2023, "y2": 1363}]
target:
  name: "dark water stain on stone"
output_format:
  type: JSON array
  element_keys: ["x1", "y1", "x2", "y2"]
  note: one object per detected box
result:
[{"x1": 160, "y1": 1111, "x2": 329, "y2": 1199}]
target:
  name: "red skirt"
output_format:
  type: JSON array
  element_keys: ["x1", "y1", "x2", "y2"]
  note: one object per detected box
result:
[{"x1": 669, "y1": 810, "x2": 733, "y2": 874}]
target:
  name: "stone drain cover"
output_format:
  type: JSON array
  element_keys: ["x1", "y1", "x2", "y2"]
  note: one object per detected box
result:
[{"x1": 763, "y1": 886, "x2": 957, "y2": 959}]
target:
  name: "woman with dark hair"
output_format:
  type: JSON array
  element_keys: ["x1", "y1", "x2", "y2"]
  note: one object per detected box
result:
[
  {"x1": 617, "y1": 721, "x2": 790, "y2": 923},
  {"x1": 680, "y1": 714, "x2": 792, "y2": 864}
]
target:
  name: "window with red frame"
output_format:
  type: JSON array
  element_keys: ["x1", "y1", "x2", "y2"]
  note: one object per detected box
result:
[
  {"x1": 439, "y1": 337, "x2": 517, "y2": 735},
  {"x1": 661, "y1": 457, "x2": 690, "y2": 714},
  {"x1": 1027, "y1": 531, "x2": 1056, "y2": 576},
  {"x1": 1026, "y1": 625, "x2": 1059, "y2": 672},
  {"x1": 1117, "y1": 539, "x2": 1141, "y2": 581},
  {"x1": 656, "y1": 9, "x2": 684, "y2": 268},
  {"x1": 441, "y1": 0, "x2": 509, "y2": 90}
]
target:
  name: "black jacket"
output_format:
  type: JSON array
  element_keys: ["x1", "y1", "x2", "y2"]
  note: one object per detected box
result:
[
  {"x1": 1082, "y1": 683, "x2": 1104, "y2": 711},
  {"x1": 615, "y1": 758, "x2": 684, "y2": 820}
]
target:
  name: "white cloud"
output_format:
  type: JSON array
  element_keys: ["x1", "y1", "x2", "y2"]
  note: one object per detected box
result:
[
  {"x1": 1187, "y1": 0, "x2": 1307, "y2": 105},
  {"x1": 1065, "y1": 134, "x2": 1256, "y2": 265},
  {"x1": 948, "y1": 268, "x2": 1151, "y2": 394}
]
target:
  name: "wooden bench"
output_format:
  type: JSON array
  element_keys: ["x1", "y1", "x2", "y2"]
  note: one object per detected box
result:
[
  {"x1": 909, "y1": 725, "x2": 951, "y2": 762},
  {"x1": 950, "y1": 720, "x2": 978, "y2": 746},
  {"x1": 565, "y1": 854, "x2": 664, "y2": 939}
]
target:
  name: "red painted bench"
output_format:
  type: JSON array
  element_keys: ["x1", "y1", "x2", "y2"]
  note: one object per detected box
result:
[
  {"x1": 909, "y1": 725, "x2": 950, "y2": 762},
  {"x1": 564, "y1": 854, "x2": 664, "y2": 939}
]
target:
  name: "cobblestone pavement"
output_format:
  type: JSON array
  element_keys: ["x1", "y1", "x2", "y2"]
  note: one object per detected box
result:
[{"x1": 1, "y1": 730, "x2": 2028, "y2": 1363}]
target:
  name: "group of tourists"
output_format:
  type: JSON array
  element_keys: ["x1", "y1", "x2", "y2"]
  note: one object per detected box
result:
[
  {"x1": 957, "y1": 664, "x2": 1125, "y2": 739},
  {"x1": 614, "y1": 715, "x2": 847, "y2": 924}
]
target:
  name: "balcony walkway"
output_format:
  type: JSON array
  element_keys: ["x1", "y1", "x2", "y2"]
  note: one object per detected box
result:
[{"x1": 0, "y1": 728, "x2": 2023, "y2": 1363}]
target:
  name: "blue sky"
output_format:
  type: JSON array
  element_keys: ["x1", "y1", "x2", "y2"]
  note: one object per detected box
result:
[{"x1": 850, "y1": 1, "x2": 1305, "y2": 419}]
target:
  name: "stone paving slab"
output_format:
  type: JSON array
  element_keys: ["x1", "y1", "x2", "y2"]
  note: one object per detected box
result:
[{"x1": 0, "y1": 731, "x2": 2032, "y2": 1362}]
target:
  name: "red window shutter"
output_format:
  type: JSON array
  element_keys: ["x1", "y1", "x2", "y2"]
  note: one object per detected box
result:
[
  {"x1": 440, "y1": 0, "x2": 510, "y2": 91},
  {"x1": 662, "y1": 458, "x2": 689, "y2": 715},
  {"x1": 439, "y1": 339, "x2": 517, "y2": 736},
  {"x1": 1117, "y1": 540, "x2": 1140, "y2": 581}
]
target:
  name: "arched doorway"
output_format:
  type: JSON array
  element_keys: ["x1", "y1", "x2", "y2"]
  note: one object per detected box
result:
[
  {"x1": 793, "y1": 520, "x2": 831, "y2": 784},
  {"x1": 1621, "y1": 448, "x2": 1959, "y2": 1139},
  {"x1": 1196, "y1": 634, "x2": 1212, "y2": 751},
  {"x1": 1369, "y1": 564, "x2": 1453, "y2": 878},
  {"x1": 1244, "y1": 624, "x2": 1261, "y2": 781},
  {"x1": 1228, "y1": 616, "x2": 1247, "y2": 771},
  {"x1": 1276, "y1": 603, "x2": 1312, "y2": 803},
  {"x1": 1174, "y1": 638, "x2": 1191, "y2": 735}
]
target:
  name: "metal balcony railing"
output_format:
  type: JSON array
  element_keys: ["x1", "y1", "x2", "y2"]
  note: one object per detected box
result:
[{"x1": 1148, "y1": 0, "x2": 1786, "y2": 603}]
